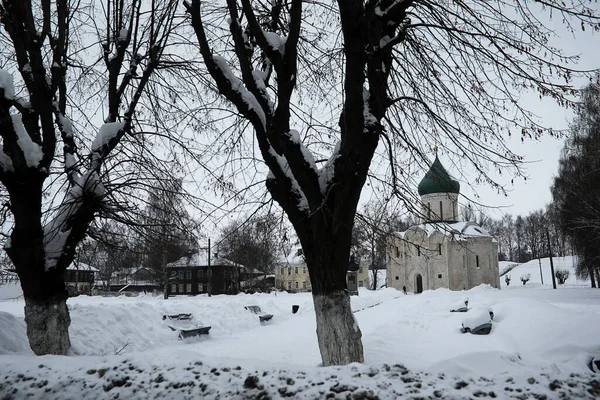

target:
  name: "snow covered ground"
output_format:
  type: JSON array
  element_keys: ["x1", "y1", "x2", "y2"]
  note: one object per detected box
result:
[{"x1": 1, "y1": 259, "x2": 600, "y2": 399}]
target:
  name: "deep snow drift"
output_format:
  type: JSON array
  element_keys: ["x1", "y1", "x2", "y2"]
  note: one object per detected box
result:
[{"x1": 1, "y1": 258, "x2": 600, "y2": 399}]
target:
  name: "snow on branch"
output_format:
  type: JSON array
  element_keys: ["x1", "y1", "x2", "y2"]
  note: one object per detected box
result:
[
  {"x1": 11, "y1": 114, "x2": 43, "y2": 168},
  {"x1": 213, "y1": 56, "x2": 267, "y2": 129},
  {"x1": 43, "y1": 172, "x2": 105, "y2": 271},
  {"x1": 0, "y1": 70, "x2": 15, "y2": 100}
]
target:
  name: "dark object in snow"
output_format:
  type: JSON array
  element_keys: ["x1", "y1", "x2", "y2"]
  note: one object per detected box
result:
[
  {"x1": 163, "y1": 314, "x2": 211, "y2": 339},
  {"x1": 588, "y1": 357, "x2": 600, "y2": 373},
  {"x1": 450, "y1": 298, "x2": 469, "y2": 313},
  {"x1": 292, "y1": 305, "x2": 299, "y2": 314},
  {"x1": 245, "y1": 305, "x2": 274, "y2": 322},
  {"x1": 163, "y1": 313, "x2": 193, "y2": 321},
  {"x1": 460, "y1": 308, "x2": 493, "y2": 335}
]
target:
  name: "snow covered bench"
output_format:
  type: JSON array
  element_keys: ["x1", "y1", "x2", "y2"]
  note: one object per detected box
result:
[
  {"x1": 450, "y1": 297, "x2": 469, "y2": 313},
  {"x1": 162, "y1": 314, "x2": 211, "y2": 339},
  {"x1": 245, "y1": 305, "x2": 273, "y2": 322},
  {"x1": 460, "y1": 307, "x2": 494, "y2": 335}
]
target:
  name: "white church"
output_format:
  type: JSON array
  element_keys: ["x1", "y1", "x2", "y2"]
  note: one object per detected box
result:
[{"x1": 386, "y1": 155, "x2": 500, "y2": 293}]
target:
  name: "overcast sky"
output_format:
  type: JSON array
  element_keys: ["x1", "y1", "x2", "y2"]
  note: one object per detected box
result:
[{"x1": 436, "y1": 15, "x2": 600, "y2": 220}]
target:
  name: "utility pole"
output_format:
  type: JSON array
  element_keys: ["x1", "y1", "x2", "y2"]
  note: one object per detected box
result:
[
  {"x1": 546, "y1": 230, "x2": 557, "y2": 289},
  {"x1": 538, "y1": 258, "x2": 544, "y2": 285}
]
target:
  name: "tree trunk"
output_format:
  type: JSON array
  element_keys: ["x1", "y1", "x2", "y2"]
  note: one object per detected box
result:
[
  {"x1": 590, "y1": 267, "x2": 597, "y2": 288},
  {"x1": 300, "y1": 228, "x2": 364, "y2": 366},
  {"x1": 313, "y1": 290, "x2": 363, "y2": 366},
  {"x1": 6, "y1": 182, "x2": 72, "y2": 355}
]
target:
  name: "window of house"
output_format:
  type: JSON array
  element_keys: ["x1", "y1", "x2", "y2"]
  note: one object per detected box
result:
[
  {"x1": 171, "y1": 283, "x2": 177, "y2": 293},
  {"x1": 178, "y1": 271, "x2": 184, "y2": 279},
  {"x1": 358, "y1": 280, "x2": 364, "y2": 287},
  {"x1": 438, "y1": 274, "x2": 442, "y2": 279},
  {"x1": 280, "y1": 267, "x2": 284, "y2": 276},
  {"x1": 302, "y1": 266, "x2": 306, "y2": 274},
  {"x1": 295, "y1": 266, "x2": 298, "y2": 274},
  {"x1": 288, "y1": 267, "x2": 291, "y2": 275},
  {"x1": 186, "y1": 283, "x2": 192, "y2": 293},
  {"x1": 178, "y1": 283, "x2": 184, "y2": 293},
  {"x1": 198, "y1": 270, "x2": 204, "y2": 278},
  {"x1": 489, "y1": 254, "x2": 492, "y2": 269},
  {"x1": 302, "y1": 281, "x2": 307, "y2": 289},
  {"x1": 359, "y1": 266, "x2": 363, "y2": 273},
  {"x1": 295, "y1": 281, "x2": 299, "y2": 289},
  {"x1": 476, "y1": 255, "x2": 480, "y2": 269},
  {"x1": 288, "y1": 281, "x2": 292, "y2": 290},
  {"x1": 186, "y1": 270, "x2": 192, "y2": 280}
]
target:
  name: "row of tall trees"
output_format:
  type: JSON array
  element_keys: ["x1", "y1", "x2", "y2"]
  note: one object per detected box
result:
[{"x1": 552, "y1": 83, "x2": 600, "y2": 286}]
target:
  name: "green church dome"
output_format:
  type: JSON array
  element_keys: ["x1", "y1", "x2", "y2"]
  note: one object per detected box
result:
[{"x1": 418, "y1": 155, "x2": 460, "y2": 196}]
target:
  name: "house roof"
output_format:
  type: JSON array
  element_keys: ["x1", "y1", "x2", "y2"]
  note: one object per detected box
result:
[
  {"x1": 417, "y1": 155, "x2": 460, "y2": 196},
  {"x1": 395, "y1": 221, "x2": 494, "y2": 241},
  {"x1": 166, "y1": 252, "x2": 244, "y2": 269},
  {"x1": 66, "y1": 262, "x2": 99, "y2": 272}
]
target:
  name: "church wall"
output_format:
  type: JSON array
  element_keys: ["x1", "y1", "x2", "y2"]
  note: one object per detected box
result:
[{"x1": 420, "y1": 193, "x2": 458, "y2": 222}]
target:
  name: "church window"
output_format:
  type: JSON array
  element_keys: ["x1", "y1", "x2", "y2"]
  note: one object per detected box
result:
[
  {"x1": 438, "y1": 244, "x2": 442, "y2": 255},
  {"x1": 439, "y1": 201, "x2": 443, "y2": 220},
  {"x1": 288, "y1": 267, "x2": 291, "y2": 275},
  {"x1": 417, "y1": 246, "x2": 421, "y2": 256},
  {"x1": 303, "y1": 266, "x2": 306, "y2": 274},
  {"x1": 438, "y1": 274, "x2": 442, "y2": 279},
  {"x1": 463, "y1": 254, "x2": 466, "y2": 268},
  {"x1": 427, "y1": 203, "x2": 431, "y2": 219},
  {"x1": 359, "y1": 281, "x2": 364, "y2": 287},
  {"x1": 295, "y1": 266, "x2": 298, "y2": 274},
  {"x1": 295, "y1": 281, "x2": 299, "y2": 289},
  {"x1": 395, "y1": 246, "x2": 399, "y2": 257},
  {"x1": 476, "y1": 255, "x2": 480, "y2": 269},
  {"x1": 395, "y1": 276, "x2": 399, "y2": 280},
  {"x1": 280, "y1": 267, "x2": 284, "y2": 276},
  {"x1": 489, "y1": 255, "x2": 492, "y2": 269}
]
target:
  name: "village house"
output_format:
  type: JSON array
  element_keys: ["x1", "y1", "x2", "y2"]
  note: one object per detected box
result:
[
  {"x1": 387, "y1": 154, "x2": 500, "y2": 293},
  {"x1": 275, "y1": 247, "x2": 371, "y2": 293},
  {"x1": 165, "y1": 251, "x2": 241, "y2": 296}
]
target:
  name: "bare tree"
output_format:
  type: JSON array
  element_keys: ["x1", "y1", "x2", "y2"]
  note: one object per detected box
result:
[
  {"x1": 0, "y1": 0, "x2": 179, "y2": 354},
  {"x1": 184, "y1": 0, "x2": 598, "y2": 365}
]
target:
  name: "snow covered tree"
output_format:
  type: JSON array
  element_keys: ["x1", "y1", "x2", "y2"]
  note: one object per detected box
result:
[
  {"x1": 0, "y1": 0, "x2": 178, "y2": 354},
  {"x1": 184, "y1": 0, "x2": 599, "y2": 365},
  {"x1": 520, "y1": 273, "x2": 531, "y2": 285}
]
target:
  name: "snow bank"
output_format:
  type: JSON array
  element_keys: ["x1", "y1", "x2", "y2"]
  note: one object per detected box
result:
[{"x1": 0, "y1": 311, "x2": 31, "y2": 354}]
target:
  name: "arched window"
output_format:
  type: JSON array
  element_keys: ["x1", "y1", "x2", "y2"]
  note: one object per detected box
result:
[{"x1": 476, "y1": 255, "x2": 480, "y2": 269}]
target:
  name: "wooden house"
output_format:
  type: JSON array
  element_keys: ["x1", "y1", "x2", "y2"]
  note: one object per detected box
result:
[
  {"x1": 165, "y1": 252, "x2": 242, "y2": 296},
  {"x1": 64, "y1": 262, "x2": 98, "y2": 295}
]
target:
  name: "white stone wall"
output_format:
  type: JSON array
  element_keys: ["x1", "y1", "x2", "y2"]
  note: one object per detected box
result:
[
  {"x1": 387, "y1": 228, "x2": 500, "y2": 293},
  {"x1": 420, "y1": 193, "x2": 458, "y2": 222}
]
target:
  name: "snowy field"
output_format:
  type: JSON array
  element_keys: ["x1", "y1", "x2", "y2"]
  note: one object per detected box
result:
[{"x1": 1, "y1": 258, "x2": 600, "y2": 399}]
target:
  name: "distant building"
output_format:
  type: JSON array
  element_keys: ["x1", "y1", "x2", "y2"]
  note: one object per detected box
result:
[
  {"x1": 275, "y1": 247, "x2": 371, "y2": 293},
  {"x1": 387, "y1": 155, "x2": 500, "y2": 293},
  {"x1": 109, "y1": 267, "x2": 160, "y2": 293},
  {"x1": 165, "y1": 252, "x2": 241, "y2": 296},
  {"x1": 64, "y1": 262, "x2": 98, "y2": 295},
  {"x1": 275, "y1": 247, "x2": 311, "y2": 293}
]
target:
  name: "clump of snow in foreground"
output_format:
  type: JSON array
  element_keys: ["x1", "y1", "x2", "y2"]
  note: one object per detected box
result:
[{"x1": 1, "y1": 281, "x2": 600, "y2": 398}]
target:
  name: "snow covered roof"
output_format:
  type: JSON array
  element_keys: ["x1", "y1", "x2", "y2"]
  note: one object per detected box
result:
[
  {"x1": 66, "y1": 262, "x2": 99, "y2": 272},
  {"x1": 394, "y1": 221, "x2": 493, "y2": 240},
  {"x1": 166, "y1": 252, "x2": 244, "y2": 269},
  {"x1": 280, "y1": 247, "x2": 305, "y2": 266}
]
